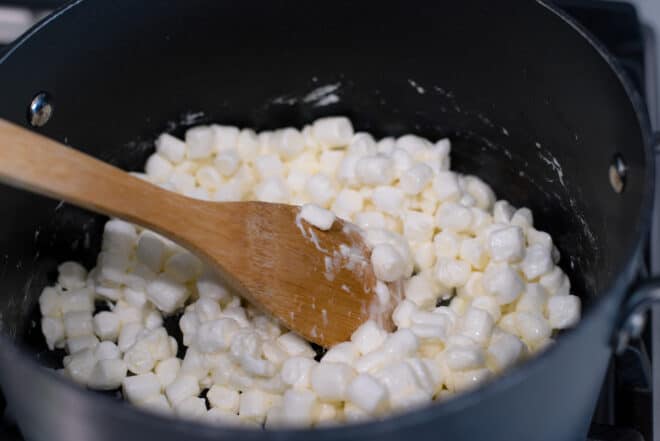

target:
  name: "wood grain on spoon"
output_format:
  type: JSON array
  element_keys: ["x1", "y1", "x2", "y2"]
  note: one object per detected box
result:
[{"x1": 0, "y1": 118, "x2": 388, "y2": 347}]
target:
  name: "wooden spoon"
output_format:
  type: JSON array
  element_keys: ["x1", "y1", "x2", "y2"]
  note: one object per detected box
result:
[{"x1": 0, "y1": 118, "x2": 386, "y2": 347}]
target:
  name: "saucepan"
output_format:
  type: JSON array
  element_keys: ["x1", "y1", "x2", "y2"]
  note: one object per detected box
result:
[{"x1": 0, "y1": 1, "x2": 657, "y2": 440}]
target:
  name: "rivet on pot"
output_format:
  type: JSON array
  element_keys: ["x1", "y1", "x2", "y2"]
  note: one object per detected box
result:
[
  {"x1": 608, "y1": 154, "x2": 627, "y2": 194},
  {"x1": 27, "y1": 92, "x2": 53, "y2": 127}
]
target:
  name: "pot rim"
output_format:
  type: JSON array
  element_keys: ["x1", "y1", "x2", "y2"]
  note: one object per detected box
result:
[{"x1": 0, "y1": 0, "x2": 655, "y2": 438}]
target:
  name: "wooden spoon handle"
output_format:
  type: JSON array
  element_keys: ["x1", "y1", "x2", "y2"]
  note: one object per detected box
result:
[{"x1": 0, "y1": 118, "x2": 188, "y2": 234}]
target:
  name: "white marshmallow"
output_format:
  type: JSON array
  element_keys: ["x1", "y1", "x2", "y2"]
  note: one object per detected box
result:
[
  {"x1": 195, "y1": 165, "x2": 223, "y2": 190},
  {"x1": 520, "y1": 244, "x2": 553, "y2": 280},
  {"x1": 464, "y1": 176, "x2": 495, "y2": 210},
  {"x1": 163, "y1": 251, "x2": 203, "y2": 283},
  {"x1": 165, "y1": 375, "x2": 200, "y2": 407},
  {"x1": 255, "y1": 177, "x2": 289, "y2": 203},
  {"x1": 460, "y1": 307, "x2": 494, "y2": 346},
  {"x1": 486, "y1": 333, "x2": 524, "y2": 371},
  {"x1": 58, "y1": 261, "x2": 87, "y2": 290},
  {"x1": 207, "y1": 384, "x2": 240, "y2": 413},
  {"x1": 146, "y1": 274, "x2": 189, "y2": 314},
  {"x1": 372, "y1": 186, "x2": 404, "y2": 215},
  {"x1": 305, "y1": 174, "x2": 336, "y2": 207},
  {"x1": 433, "y1": 230, "x2": 461, "y2": 258},
  {"x1": 63, "y1": 311, "x2": 94, "y2": 338},
  {"x1": 175, "y1": 396, "x2": 207, "y2": 420},
  {"x1": 348, "y1": 132, "x2": 377, "y2": 156},
  {"x1": 371, "y1": 243, "x2": 406, "y2": 282},
  {"x1": 470, "y1": 295, "x2": 501, "y2": 322},
  {"x1": 354, "y1": 211, "x2": 386, "y2": 230},
  {"x1": 212, "y1": 125, "x2": 240, "y2": 153},
  {"x1": 299, "y1": 204, "x2": 335, "y2": 231},
  {"x1": 516, "y1": 284, "x2": 548, "y2": 314},
  {"x1": 64, "y1": 348, "x2": 97, "y2": 385},
  {"x1": 411, "y1": 242, "x2": 436, "y2": 271},
  {"x1": 511, "y1": 208, "x2": 533, "y2": 229},
  {"x1": 281, "y1": 389, "x2": 317, "y2": 427},
  {"x1": 482, "y1": 264, "x2": 524, "y2": 305},
  {"x1": 515, "y1": 312, "x2": 551, "y2": 345},
  {"x1": 155, "y1": 357, "x2": 181, "y2": 388},
  {"x1": 493, "y1": 200, "x2": 515, "y2": 223},
  {"x1": 318, "y1": 150, "x2": 345, "y2": 177},
  {"x1": 274, "y1": 128, "x2": 305, "y2": 159},
  {"x1": 435, "y1": 257, "x2": 471, "y2": 288},
  {"x1": 321, "y1": 342, "x2": 359, "y2": 365},
  {"x1": 185, "y1": 126, "x2": 215, "y2": 159},
  {"x1": 355, "y1": 154, "x2": 395, "y2": 186},
  {"x1": 239, "y1": 389, "x2": 280, "y2": 423},
  {"x1": 89, "y1": 359, "x2": 127, "y2": 390},
  {"x1": 547, "y1": 295, "x2": 581, "y2": 329},
  {"x1": 436, "y1": 202, "x2": 473, "y2": 233},
  {"x1": 312, "y1": 116, "x2": 354, "y2": 148},
  {"x1": 93, "y1": 311, "x2": 120, "y2": 341},
  {"x1": 404, "y1": 273, "x2": 438, "y2": 308},
  {"x1": 39, "y1": 287, "x2": 62, "y2": 318},
  {"x1": 145, "y1": 154, "x2": 174, "y2": 183},
  {"x1": 347, "y1": 373, "x2": 387, "y2": 413},
  {"x1": 401, "y1": 163, "x2": 434, "y2": 195},
  {"x1": 488, "y1": 226, "x2": 525, "y2": 263},
  {"x1": 373, "y1": 361, "x2": 430, "y2": 409},
  {"x1": 459, "y1": 238, "x2": 488, "y2": 270},
  {"x1": 350, "y1": 320, "x2": 388, "y2": 355},
  {"x1": 123, "y1": 373, "x2": 161, "y2": 404},
  {"x1": 195, "y1": 318, "x2": 239, "y2": 353},
  {"x1": 433, "y1": 171, "x2": 462, "y2": 202},
  {"x1": 402, "y1": 211, "x2": 435, "y2": 242},
  {"x1": 236, "y1": 129, "x2": 260, "y2": 162},
  {"x1": 41, "y1": 316, "x2": 65, "y2": 350},
  {"x1": 156, "y1": 133, "x2": 186, "y2": 164},
  {"x1": 336, "y1": 154, "x2": 361, "y2": 187}
]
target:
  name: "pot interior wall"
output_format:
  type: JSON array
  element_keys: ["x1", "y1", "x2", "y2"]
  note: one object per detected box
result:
[{"x1": 0, "y1": 0, "x2": 648, "y2": 365}]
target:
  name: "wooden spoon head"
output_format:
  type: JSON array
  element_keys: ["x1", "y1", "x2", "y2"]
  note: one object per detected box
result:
[{"x1": 186, "y1": 202, "x2": 393, "y2": 347}]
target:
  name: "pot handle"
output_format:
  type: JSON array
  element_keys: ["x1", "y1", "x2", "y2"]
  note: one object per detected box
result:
[{"x1": 612, "y1": 277, "x2": 660, "y2": 354}]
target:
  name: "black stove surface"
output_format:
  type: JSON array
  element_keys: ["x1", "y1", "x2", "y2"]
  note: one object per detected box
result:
[{"x1": 0, "y1": 1, "x2": 656, "y2": 441}]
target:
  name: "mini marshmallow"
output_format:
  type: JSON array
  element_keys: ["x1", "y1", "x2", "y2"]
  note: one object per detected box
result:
[
  {"x1": 488, "y1": 226, "x2": 525, "y2": 263},
  {"x1": 176, "y1": 396, "x2": 207, "y2": 420},
  {"x1": 305, "y1": 174, "x2": 336, "y2": 208},
  {"x1": 404, "y1": 273, "x2": 438, "y2": 308},
  {"x1": 460, "y1": 307, "x2": 494, "y2": 346},
  {"x1": 486, "y1": 333, "x2": 524, "y2": 372},
  {"x1": 347, "y1": 373, "x2": 387, "y2": 413},
  {"x1": 540, "y1": 266, "x2": 571, "y2": 296},
  {"x1": 435, "y1": 202, "x2": 473, "y2": 233},
  {"x1": 207, "y1": 384, "x2": 240, "y2": 413},
  {"x1": 89, "y1": 359, "x2": 127, "y2": 390},
  {"x1": 451, "y1": 368, "x2": 491, "y2": 392},
  {"x1": 236, "y1": 129, "x2": 260, "y2": 162},
  {"x1": 60, "y1": 288, "x2": 94, "y2": 314},
  {"x1": 351, "y1": 320, "x2": 388, "y2": 355},
  {"x1": 156, "y1": 133, "x2": 186, "y2": 164},
  {"x1": 392, "y1": 300, "x2": 417, "y2": 329},
  {"x1": 300, "y1": 204, "x2": 335, "y2": 231},
  {"x1": 195, "y1": 165, "x2": 223, "y2": 190},
  {"x1": 470, "y1": 295, "x2": 501, "y2": 322},
  {"x1": 396, "y1": 135, "x2": 431, "y2": 156},
  {"x1": 63, "y1": 311, "x2": 94, "y2": 338},
  {"x1": 156, "y1": 357, "x2": 181, "y2": 388},
  {"x1": 355, "y1": 154, "x2": 395, "y2": 186},
  {"x1": 274, "y1": 127, "x2": 305, "y2": 159},
  {"x1": 520, "y1": 244, "x2": 553, "y2": 280},
  {"x1": 433, "y1": 230, "x2": 461, "y2": 258},
  {"x1": 64, "y1": 348, "x2": 97, "y2": 385},
  {"x1": 516, "y1": 284, "x2": 548, "y2": 314},
  {"x1": 459, "y1": 238, "x2": 488, "y2": 270},
  {"x1": 403, "y1": 211, "x2": 435, "y2": 242},
  {"x1": 331, "y1": 188, "x2": 364, "y2": 220},
  {"x1": 482, "y1": 264, "x2": 524, "y2": 305},
  {"x1": 281, "y1": 389, "x2": 317, "y2": 427},
  {"x1": 255, "y1": 154, "x2": 285, "y2": 179},
  {"x1": 146, "y1": 275, "x2": 189, "y2": 314},
  {"x1": 166, "y1": 375, "x2": 200, "y2": 407},
  {"x1": 433, "y1": 171, "x2": 462, "y2": 202},
  {"x1": 547, "y1": 295, "x2": 581, "y2": 329},
  {"x1": 336, "y1": 154, "x2": 361, "y2": 187},
  {"x1": 348, "y1": 132, "x2": 378, "y2": 156},
  {"x1": 195, "y1": 318, "x2": 239, "y2": 353},
  {"x1": 373, "y1": 361, "x2": 430, "y2": 409},
  {"x1": 401, "y1": 163, "x2": 434, "y2": 195},
  {"x1": 312, "y1": 116, "x2": 354, "y2": 148},
  {"x1": 515, "y1": 312, "x2": 552, "y2": 346},
  {"x1": 163, "y1": 251, "x2": 203, "y2": 283},
  {"x1": 371, "y1": 244, "x2": 406, "y2": 282},
  {"x1": 41, "y1": 316, "x2": 65, "y2": 350},
  {"x1": 123, "y1": 373, "x2": 161, "y2": 404},
  {"x1": 93, "y1": 311, "x2": 120, "y2": 341},
  {"x1": 318, "y1": 150, "x2": 345, "y2": 177},
  {"x1": 321, "y1": 342, "x2": 360, "y2": 365},
  {"x1": 464, "y1": 176, "x2": 495, "y2": 211},
  {"x1": 39, "y1": 286, "x2": 62, "y2": 318},
  {"x1": 493, "y1": 200, "x2": 515, "y2": 223},
  {"x1": 196, "y1": 276, "x2": 231, "y2": 304},
  {"x1": 372, "y1": 186, "x2": 404, "y2": 215},
  {"x1": 118, "y1": 323, "x2": 144, "y2": 352},
  {"x1": 212, "y1": 125, "x2": 240, "y2": 153},
  {"x1": 435, "y1": 257, "x2": 471, "y2": 288},
  {"x1": 411, "y1": 242, "x2": 436, "y2": 271},
  {"x1": 145, "y1": 154, "x2": 174, "y2": 183},
  {"x1": 58, "y1": 261, "x2": 87, "y2": 290},
  {"x1": 255, "y1": 177, "x2": 290, "y2": 203},
  {"x1": 239, "y1": 389, "x2": 281, "y2": 423},
  {"x1": 185, "y1": 126, "x2": 215, "y2": 159},
  {"x1": 511, "y1": 207, "x2": 534, "y2": 229},
  {"x1": 112, "y1": 301, "x2": 143, "y2": 325}
]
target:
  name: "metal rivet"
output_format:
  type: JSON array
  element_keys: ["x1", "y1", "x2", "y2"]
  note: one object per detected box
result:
[
  {"x1": 608, "y1": 154, "x2": 627, "y2": 193},
  {"x1": 27, "y1": 92, "x2": 53, "y2": 127}
]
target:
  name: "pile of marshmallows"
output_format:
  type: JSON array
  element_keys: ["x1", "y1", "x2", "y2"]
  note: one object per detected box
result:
[{"x1": 39, "y1": 116, "x2": 581, "y2": 428}]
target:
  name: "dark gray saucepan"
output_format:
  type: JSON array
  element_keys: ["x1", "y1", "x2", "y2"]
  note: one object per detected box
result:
[{"x1": 0, "y1": 1, "x2": 657, "y2": 440}]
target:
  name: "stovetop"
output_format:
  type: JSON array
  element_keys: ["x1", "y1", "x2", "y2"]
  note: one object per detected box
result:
[{"x1": 0, "y1": 1, "x2": 658, "y2": 440}]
